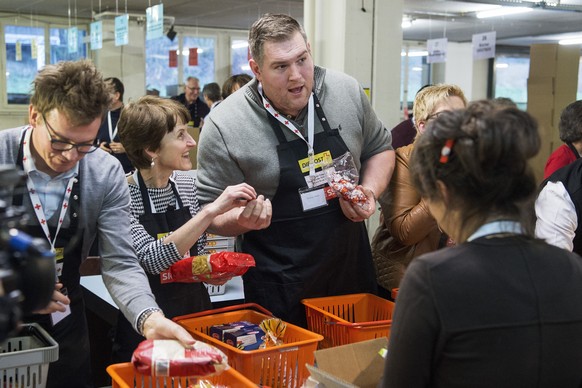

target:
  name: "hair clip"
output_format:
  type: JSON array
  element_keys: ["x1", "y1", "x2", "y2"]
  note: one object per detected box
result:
[{"x1": 439, "y1": 139, "x2": 455, "y2": 164}]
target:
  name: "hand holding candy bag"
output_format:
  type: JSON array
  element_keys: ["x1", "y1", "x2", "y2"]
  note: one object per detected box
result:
[{"x1": 323, "y1": 152, "x2": 371, "y2": 210}]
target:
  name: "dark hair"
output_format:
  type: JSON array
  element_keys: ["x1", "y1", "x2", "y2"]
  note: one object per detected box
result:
[
  {"x1": 202, "y1": 82, "x2": 221, "y2": 103},
  {"x1": 493, "y1": 97, "x2": 517, "y2": 109},
  {"x1": 248, "y1": 13, "x2": 308, "y2": 66},
  {"x1": 410, "y1": 100, "x2": 540, "y2": 237},
  {"x1": 222, "y1": 74, "x2": 252, "y2": 99},
  {"x1": 118, "y1": 96, "x2": 190, "y2": 169},
  {"x1": 559, "y1": 100, "x2": 582, "y2": 143},
  {"x1": 105, "y1": 77, "x2": 124, "y2": 102},
  {"x1": 31, "y1": 59, "x2": 111, "y2": 126}
]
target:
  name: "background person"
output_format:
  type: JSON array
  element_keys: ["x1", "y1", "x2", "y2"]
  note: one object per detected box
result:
[
  {"x1": 171, "y1": 76, "x2": 209, "y2": 128},
  {"x1": 202, "y1": 82, "x2": 222, "y2": 112},
  {"x1": 114, "y1": 96, "x2": 256, "y2": 361},
  {"x1": 196, "y1": 13, "x2": 394, "y2": 327},
  {"x1": 0, "y1": 60, "x2": 196, "y2": 388},
  {"x1": 97, "y1": 77, "x2": 133, "y2": 174},
  {"x1": 221, "y1": 73, "x2": 252, "y2": 100},
  {"x1": 543, "y1": 99, "x2": 582, "y2": 179},
  {"x1": 382, "y1": 100, "x2": 582, "y2": 387},
  {"x1": 371, "y1": 84, "x2": 466, "y2": 297}
]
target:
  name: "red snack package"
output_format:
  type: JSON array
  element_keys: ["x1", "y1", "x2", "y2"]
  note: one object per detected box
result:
[
  {"x1": 132, "y1": 339, "x2": 228, "y2": 377},
  {"x1": 167, "y1": 252, "x2": 255, "y2": 283}
]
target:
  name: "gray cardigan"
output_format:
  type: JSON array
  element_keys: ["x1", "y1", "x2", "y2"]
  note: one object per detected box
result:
[
  {"x1": 0, "y1": 126, "x2": 158, "y2": 330},
  {"x1": 196, "y1": 66, "x2": 392, "y2": 204}
]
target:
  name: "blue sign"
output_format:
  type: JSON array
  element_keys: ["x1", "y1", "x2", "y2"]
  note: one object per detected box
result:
[
  {"x1": 68, "y1": 27, "x2": 78, "y2": 53},
  {"x1": 115, "y1": 14, "x2": 129, "y2": 46},
  {"x1": 146, "y1": 4, "x2": 164, "y2": 41},
  {"x1": 90, "y1": 21, "x2": 103, "y2": 50}
]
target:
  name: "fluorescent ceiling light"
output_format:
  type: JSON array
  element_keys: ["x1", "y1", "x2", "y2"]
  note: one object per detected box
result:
[
  {"x1": 402, "y1": 18, "x2": 412, "y2": 29},
  {"x1": 476, "y1": 7, "x2": 532, "y2": 19},
  {"x1": 495, "y1": 63, "x2": 509, "y2": 69},
  {"x1": 559, "y1": 37, "x2": 582, "y2": 45}
]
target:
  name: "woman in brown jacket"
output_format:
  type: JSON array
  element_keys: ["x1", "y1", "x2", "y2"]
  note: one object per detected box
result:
[{"x1": 372, "y1": 84, "x2": 467, "y2": 296}]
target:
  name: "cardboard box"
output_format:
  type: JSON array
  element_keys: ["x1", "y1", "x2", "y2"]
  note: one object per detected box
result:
[{"x1": 307, "y1": 337, "x2": 388, "y2": 388}]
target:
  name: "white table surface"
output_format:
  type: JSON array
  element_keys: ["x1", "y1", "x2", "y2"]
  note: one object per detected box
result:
[{"x1": 80, "y1": 275, "x2": 245, "y2": 308}]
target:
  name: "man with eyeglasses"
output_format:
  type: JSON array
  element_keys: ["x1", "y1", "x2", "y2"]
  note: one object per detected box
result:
[
  {"x1": 0, "y1": 60, "x2": 197, "y2": 388},
  {"x1": 171, "y1": 76, "x2": 209, "y2": 128}
]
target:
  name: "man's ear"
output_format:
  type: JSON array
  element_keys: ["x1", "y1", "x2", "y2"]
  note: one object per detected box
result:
[
  {"x1": 249, "y1": 59, "x2": 261, "y2": 82},
  {"x1": 29, "y1": 105, "x2": 39, "y2": 127}
]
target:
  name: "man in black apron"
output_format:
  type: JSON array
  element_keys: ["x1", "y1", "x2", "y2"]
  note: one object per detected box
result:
[
  {"x1": 0, "y1": 60, "x2": 198, "y2": 388},
  {"x1": 196, "y1": 14, "x2": 395, "y2": 327}
]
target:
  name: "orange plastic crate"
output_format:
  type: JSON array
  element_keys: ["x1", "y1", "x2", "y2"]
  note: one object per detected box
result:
[
  {"x1": 107, "y1": 362, "x2": 255, "y2": 388},
  {"x1": 391, "y1": 288, "x2": 399, "y2": 300},
  {"x1": 302, "y1": 293, "x2": 395, "y2": 349},
  {"x1": 173, "y1": 303, "x2": 323, "y2": 388}
]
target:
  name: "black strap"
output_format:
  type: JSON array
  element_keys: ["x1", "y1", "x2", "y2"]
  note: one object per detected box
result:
[
  {"x1": 136, "y1": 171, "x2": 184, "y2": 215},
  {"x1": 567, "y1": 142, "x2": 581, "y2": 159}
]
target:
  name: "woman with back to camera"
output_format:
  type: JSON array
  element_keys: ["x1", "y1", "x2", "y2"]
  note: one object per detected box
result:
[
  {"x1": 112, "y1": 96, "x2": 257, "y2": 361},
  {"x1": 381, "y1": 100, "x2": 582, "y2": 387}
]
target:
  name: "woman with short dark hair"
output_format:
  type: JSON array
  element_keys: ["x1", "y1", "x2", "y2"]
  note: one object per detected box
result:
[
  {"x1": 113, "y1": 96, "x2": 256, "y2": 361},
  {"x1": 382, "y1": 100, "x2": 582, "y2": 387}
]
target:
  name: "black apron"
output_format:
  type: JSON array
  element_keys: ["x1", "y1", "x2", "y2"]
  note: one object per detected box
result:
[
  {"x1": 112, "y1": 171, "x2": 211, "y2": 362},
  {"x1": 15, "y1": 135, "x2": 93, "y2": 388},
  {"x1": 242, "y1": 94, "x2": 377, "y2": 327}
]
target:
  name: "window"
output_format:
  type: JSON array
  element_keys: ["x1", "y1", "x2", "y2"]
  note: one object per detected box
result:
[
  {"x1": 494, "y1": 53, "x2": 529, "y2": 110},
  {"x1": 401, "y1": 44, "x2": 430, "y2": 113},
  {"x1": 145, "y1": 36, "x2": 179, "y2": 98},
  {"x1": 144, "y1": 35, "x2": 216, "y2": 98},
  {"x1": 231, "y1": 39, "x2": 253, "y2": 77},
  {"x1": 182, "y1": 36, "x2": 216, "y2": 89},
  {"x1": 5, "y1": 25, "x2": 46, "y2": 104},
  {"x1": 49, "y1": 27, "x2": 87, "y2": 63}
]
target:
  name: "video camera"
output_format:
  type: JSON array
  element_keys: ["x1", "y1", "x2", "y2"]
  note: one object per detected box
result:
[{"x1": 0, "y1": 166, "x2": 56, "y2": 342}]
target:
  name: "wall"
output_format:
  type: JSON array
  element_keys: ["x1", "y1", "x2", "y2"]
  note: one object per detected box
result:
[{"x1": 305, "y1": 0, "x2": 403, "y2": 239}]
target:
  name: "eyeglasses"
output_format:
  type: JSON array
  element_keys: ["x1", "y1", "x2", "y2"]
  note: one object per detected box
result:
[
  {"x1": 427, "y1": 111, "x2": 446, "y2": 121},
  {"x1": 186, "y1": 86, "x2": 200, "y2": 91},
  {"x1": 42, "y1": 114, "x2": 98, "y2": 154}
]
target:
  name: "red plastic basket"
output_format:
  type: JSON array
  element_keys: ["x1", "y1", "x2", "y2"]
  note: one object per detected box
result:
[
  {"x1": 107, "y1": 362, "x2": 255, "y2": 388},
  {"x1": 173, "y1": 303, "x2": 323, "y2": 388},
  {"x1": 302, "y1": 293, "x2": 395, "y2": 349}
]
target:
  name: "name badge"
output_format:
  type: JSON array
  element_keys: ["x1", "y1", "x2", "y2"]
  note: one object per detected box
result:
[
  {"x1": 299, "y1": 186, "x2": 328, "y2": 212},
  {"x1": 304, "y1": 170, "x2": 329, "y2": 188}
]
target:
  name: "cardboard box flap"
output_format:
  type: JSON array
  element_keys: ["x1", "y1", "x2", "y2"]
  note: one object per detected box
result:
[
  {"x1": 306, "y1": 364, "x2": 358, "y2": 388},
  {"x1": 312, "y1": 337, "x2": 388, "y2": 388}
]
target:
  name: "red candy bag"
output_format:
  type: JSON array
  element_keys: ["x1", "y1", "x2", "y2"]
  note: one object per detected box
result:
[
  {"x1": 166, "y1": 252, "x2": 255, "y2": 283},
  {"x1": 132, "y1": 339, "x2": 228, "y2": 377}
]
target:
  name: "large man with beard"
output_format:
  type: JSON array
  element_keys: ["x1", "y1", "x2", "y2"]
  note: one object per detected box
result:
[{"x1": 196, "y1": 14, "x2": 395, "y2": 326}]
